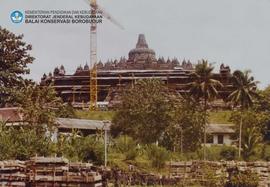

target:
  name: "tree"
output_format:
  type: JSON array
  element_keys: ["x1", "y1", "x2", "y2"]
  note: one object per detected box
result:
[
  {"x1": 162, "y1": 96, "x2": 205, "y2": 152},
  {"x1": 111, "y1": 79, "x2": 175, "y2": 144},
  {"x1": 55, "y1": 102, "x2": 75, "y2": 118},
  {"x1": 112, "y1": 79, "x2": 205, "y2": 152},
  {"x1": 228, "y1": 70, "x2": 258, "y2": 158},
  {"x1": 18, "y1": 84, "x2": 63, "y2": 132},
  {"x1": 0, "y1": 27, "x2": 34, "y2": 107},
  {"x1": 230, "y1": 110, "x2": 267, "y2": 160},
  {"x1": 189, "y1": 60, "x2": 223, "y2": 160},
  {"x1": 256, "y1": 86, "x2": 270, "y2": 140},
  {"x1": 253, "y1": 87, "x2": 270, "y2": 112}
]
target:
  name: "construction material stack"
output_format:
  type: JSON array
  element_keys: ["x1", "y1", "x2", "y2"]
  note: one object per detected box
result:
[
  {"x1": 0, "y1": 157, "x2": 102, "y2": 186},
  {"x1": 26, "y1": 156, "x2": 102, "y2": 187},
  {"x1": 26, "y1": 157, "x2": 69, "y2": 186},
  {"x1": 69, "y1": 162, "x2": 102, "y2": 184},
  {"x1": 0, "y1": 160, "x2": 26, "y2": 186}
]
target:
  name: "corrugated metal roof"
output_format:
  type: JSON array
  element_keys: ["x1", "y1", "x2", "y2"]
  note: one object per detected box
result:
[
  {"x1": 56, "y1": 118, "x2": 111, "y2": 131},
  {"x1": 206, "y1": 124, "x2": 235, "y2": 134}
]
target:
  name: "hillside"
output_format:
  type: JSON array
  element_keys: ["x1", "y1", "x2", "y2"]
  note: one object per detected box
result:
[{"x1": 75, "y1": 110, "x2": 233, "y2": 124}]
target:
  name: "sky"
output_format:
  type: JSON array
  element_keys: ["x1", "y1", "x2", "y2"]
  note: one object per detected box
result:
[{"x1": 1, "y1": 0, "x2": 270, "y2": 88}]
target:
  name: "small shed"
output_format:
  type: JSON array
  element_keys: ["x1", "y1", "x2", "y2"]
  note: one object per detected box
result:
[
  {"x1": 206, "y1": 124, "x2": 235, "y2": 146},
  {"x1": 55, "y1": 118, "x2": 111, "y2": 136}
]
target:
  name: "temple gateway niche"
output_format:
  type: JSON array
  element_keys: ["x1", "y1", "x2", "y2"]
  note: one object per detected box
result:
[{"x1": 41, "y1": 34, "x2": 233, "y2": 108}]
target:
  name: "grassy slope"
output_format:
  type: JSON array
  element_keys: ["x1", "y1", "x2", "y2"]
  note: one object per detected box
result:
[
  {"x1": 75, "y1": 110, "x2": 232, "y2": 124},
  {"x1": 209, "y1": 110, "x2": 232, "y2": 124},
  {"x1": 75, "y1": 110, "x2": 115, "y2": 121}
]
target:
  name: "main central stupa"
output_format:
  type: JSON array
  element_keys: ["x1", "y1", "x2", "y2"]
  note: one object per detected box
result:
[
  {"x1": 93, "y1": 34, "x2": 186, "y2": 70},
  {"x1": 128, "y1": 34, "x2": 156, "y2": 63}
]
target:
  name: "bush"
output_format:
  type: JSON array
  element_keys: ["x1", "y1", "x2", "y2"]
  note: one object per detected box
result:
[
  {"x1": 220, "y1": 146, "x2": 237, "y2": 161},
  {"x1": 197, "y1": 146, "x2": 222, "y2": 160},
  {"x1": 146, "y1": 144, "x2": 170, "y2": 169},
  {"x1": 202, "y1": 164, "x2": 226, "y2": 187},
  {"x1": 261, "y1": 144, "x2": 270, "y2": 161},
  {"x1": 226, "y1": 169, "x2": 259, "y2": 187},
  {"x1": 114, "y1": 135, "x2": 137, "y2": 153},
  {"x1": 0, "y1": 123, "x2": 52, "y2": 160},
  {"x1": 60, "y1": 135, "x2": 104, "y2": 165},
  {"x1": 52, "y1": 133, "x2": 105, "y2": 165},
  {"x1": 78, "y1": 136, "x2": 105, "y2": 165},
  {"x1": 196, "y1": 146, "x2": 237, "y2": 161},
  {"x1": 0, "y1": 121, "x2": 105, "y2": 165},
  {"x1": 183, "y1": 152, "x2": 200, "y2": 160},
  {"x1": 114, "y1": 135, "x2": 139, "y2": 160},
  {"x1": 125, "y1": 149, "x2": 138, "y2": 160}
]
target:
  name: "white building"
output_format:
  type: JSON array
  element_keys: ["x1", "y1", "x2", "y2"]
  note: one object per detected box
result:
[{"x1": 206, "y1": 124, "x2": 235, "y2": 146}]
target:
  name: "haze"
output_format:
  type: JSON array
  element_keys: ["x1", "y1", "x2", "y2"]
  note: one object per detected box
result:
[{"x1": 1, "y1": 0, "x2": 270, "y2": 88}]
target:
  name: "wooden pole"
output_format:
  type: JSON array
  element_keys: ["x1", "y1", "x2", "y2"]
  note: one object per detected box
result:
[
  {"x1": 180, "y1": 127, "x2": 183, "y2": 154},
  {"x1": 104, "y1": 128, "x2": 108, "y2": 167},
  {"x1": 238, "y1": 111, "x2": 243, "y2": 159}
]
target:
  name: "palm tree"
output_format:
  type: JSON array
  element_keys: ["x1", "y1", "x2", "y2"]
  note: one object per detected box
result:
[
  {"x1": 228, "y1": 70, "x2": 258, "y2": 158},
  {"x1": 189, "y1": 60, "x2": 223, "y2": 160},
  {"x1": 242, "y1": 126, "x2": 262, "y2": 160}
]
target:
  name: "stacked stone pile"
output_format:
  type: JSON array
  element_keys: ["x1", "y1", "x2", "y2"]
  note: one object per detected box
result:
[
  {"x1": 168, "y1": 161, "x2": 270, "y2": 187},
  {"x1": 0, "y1": 160, "x2": 26, "y2": 186},
  {"x1": 0, "y1": 157, "x2": 102, "y2": 187}
]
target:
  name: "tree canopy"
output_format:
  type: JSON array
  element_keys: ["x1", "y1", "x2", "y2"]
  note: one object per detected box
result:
[
  {"x1": 111, "y1": 79, "x2": 205, "y2": 151},
  {"x1": 0, "y1": 27, "x2": 34, "y2": 107},
  {"x1": 189, "y1": 60, "x2": 223, "y2": 104},
  {"x1": 230, "y1": 110, "x2": 269, "y2": 160},
  {"x1": 18, "y1": 84, "x2": 64, "y2": 131},
  {"x1": 228, "y1": 70, "x2": 258, "y2": 109},
  {"x1": 112, "y1": 79, "x2": 175, "y2": 144}
]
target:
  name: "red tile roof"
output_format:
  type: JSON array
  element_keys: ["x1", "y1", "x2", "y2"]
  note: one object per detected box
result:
[{"x1": 0, "y1": 107, "x2": 23, "y2": 123}]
